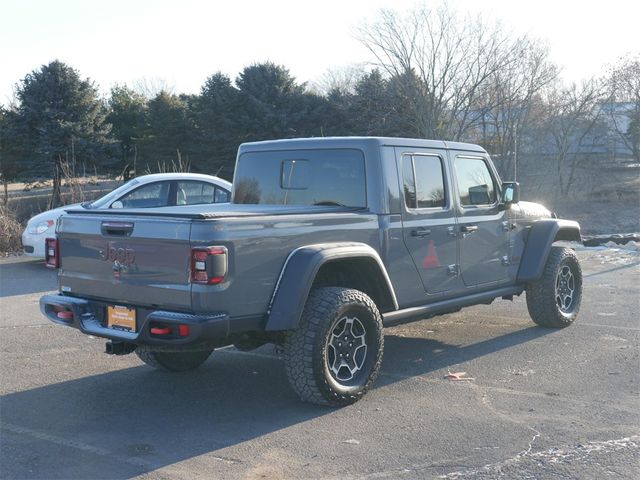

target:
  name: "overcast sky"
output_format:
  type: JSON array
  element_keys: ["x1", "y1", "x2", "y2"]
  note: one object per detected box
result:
[{"x1": 1, "y1": 0, "x2": 638, "y2": 105}]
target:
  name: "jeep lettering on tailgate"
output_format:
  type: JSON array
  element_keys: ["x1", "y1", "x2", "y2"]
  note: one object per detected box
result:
[{"x1": 99, "y1": 244, "x2": 136, "y2": 265}]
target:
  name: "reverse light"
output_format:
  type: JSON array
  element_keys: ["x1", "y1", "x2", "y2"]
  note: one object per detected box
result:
[
  {"x1": 45, "y1": 238, "x2": 59, "y2": 268},
  {"x1": 190, "y1": 246, "x2": 227, "y2": 284}
]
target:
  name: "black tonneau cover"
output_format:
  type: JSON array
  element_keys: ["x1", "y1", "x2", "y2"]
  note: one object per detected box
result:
[{"x1": 64, "y1": 204, "x2": 367, "y2": 219}]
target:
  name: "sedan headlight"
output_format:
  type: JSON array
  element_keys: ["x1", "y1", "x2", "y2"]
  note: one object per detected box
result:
[{"x1": 28, "y1": 220, "x2": 54, "y2": 234}]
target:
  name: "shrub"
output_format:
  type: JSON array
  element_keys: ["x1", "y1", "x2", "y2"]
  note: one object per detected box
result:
[{"x1": 0, "y1": 204, "x2": 23, "y2": 255}]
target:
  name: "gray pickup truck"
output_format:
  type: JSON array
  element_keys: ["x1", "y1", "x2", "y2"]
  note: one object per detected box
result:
[{"x1": 41, "y1": 137, "x2": 583, "y2": 406}]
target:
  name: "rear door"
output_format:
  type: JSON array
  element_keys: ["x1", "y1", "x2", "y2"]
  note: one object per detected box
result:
[
  {"x1": 398, "y1": 149, "x2": 459, "y2": 295},
  {"x1": 453, "y1": 154, "x2": 510, "y2": 286}
]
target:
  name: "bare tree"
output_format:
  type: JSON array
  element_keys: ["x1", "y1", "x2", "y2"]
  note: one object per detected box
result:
[
  {"x1": 470, "y1": 39, "x2": 558, "y2": 179},
  {"x1": 604, "y1": 55, "x2": 640, "y2": 161},
  {"x1": 311, "y1": 64, "x2": 367, "y2": 96},
  {"x1": 132, "y1": 76, "x2": 175, "y2": 98},
  {"x1": 356, "y1": 4, "x2": 528, "y2": 140},
  {"x1": 536, "y1": 81, "x2": 607, "y2": 198}
]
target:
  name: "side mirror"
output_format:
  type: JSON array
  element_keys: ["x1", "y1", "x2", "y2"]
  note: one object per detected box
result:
[
  {"x1": 501, "y1": 182, "x2": 519, "y2": 209},
  {"x1": 111, "y1": 200, "x2": 124, "y2": 209}
]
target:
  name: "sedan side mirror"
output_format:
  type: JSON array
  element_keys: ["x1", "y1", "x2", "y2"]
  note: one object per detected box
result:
[
  {"x1": 111, "y1": 200, "x2": 124, "y2": 209},
  {"x1": 501, "y1": 182, "x2": 520, "y2": 209}
]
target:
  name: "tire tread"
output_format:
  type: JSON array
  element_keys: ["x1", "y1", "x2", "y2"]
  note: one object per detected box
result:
[
  {"x1": 526, "y1": 246, "x2": 582, "y2": 328},
  {"x1": 283, "y1": 287, "x2": 383, "y2": 407}
]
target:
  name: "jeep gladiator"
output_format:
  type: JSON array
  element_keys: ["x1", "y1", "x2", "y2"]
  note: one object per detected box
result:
[{"x1": 41, "y1": 137, "x2": 583, "y2": 406}]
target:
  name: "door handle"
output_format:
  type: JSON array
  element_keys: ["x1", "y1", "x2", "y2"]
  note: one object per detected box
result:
[
  {"x1": 461, "y1": 225, "x2": 478, "y2": 233},
  {"x1": 411, "y1": 228, "x2": 431, "y2": 238}
]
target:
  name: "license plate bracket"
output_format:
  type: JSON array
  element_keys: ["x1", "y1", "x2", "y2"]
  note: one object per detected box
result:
[{"x1": 107, "y1": 305, "x2": 136, "y2": 332}]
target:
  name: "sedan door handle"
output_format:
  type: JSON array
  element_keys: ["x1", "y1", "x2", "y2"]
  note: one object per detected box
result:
[
  {"x1": 411, "y1": 228, "x2": 431, "y2": 238},
  {"x1": 461, "y1": 225, "x2": 478, "y2": 233}
]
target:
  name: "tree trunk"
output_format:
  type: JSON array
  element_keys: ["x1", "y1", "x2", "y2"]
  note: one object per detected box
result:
[{"x1": 48, "y1": 158, "x2": 62, "y2": 209}]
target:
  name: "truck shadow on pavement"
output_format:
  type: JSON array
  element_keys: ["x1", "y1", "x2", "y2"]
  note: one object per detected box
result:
[
  {"x1": 0, "y1": 325, "x2": 553, "y2": 479},
  {"x1": 379, "y1": 325, "x2": 554, "y2": 386}
]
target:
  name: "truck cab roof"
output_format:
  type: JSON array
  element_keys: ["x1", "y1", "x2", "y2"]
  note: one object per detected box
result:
[{"x1": 239, "y1": 136, "x2": 487, "y2": 154}]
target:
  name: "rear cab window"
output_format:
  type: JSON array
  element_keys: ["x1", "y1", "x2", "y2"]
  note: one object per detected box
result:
[{"x1": 233, "y1": 149, "x2": 366, "y2": 207}]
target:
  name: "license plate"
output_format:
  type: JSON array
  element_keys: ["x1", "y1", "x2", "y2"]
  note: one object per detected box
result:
[{"x1": 107, "y1": 305, "x2": 136, "y2": 332}]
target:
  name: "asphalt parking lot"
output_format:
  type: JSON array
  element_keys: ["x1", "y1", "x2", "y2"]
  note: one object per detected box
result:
[{"x1": 1, "y1": 248, "x2": 638, "y2": 479}]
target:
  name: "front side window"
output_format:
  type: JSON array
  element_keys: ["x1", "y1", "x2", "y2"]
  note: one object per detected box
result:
[
  {"x1": 402, "y1": 155, "x2": 446, "y2": 209},
  {"x1": 233, "y1": 149, "x2": 366, "y2": 207},
  {"x1": 117, "y1": 182, "x2": 170, "y2": 208},
  {"x1": 455, "y1": 156, "x2": 496, "y2": 206},
  {"x1": 88, "y1": 179, "x2": 140, "y2": 209}
]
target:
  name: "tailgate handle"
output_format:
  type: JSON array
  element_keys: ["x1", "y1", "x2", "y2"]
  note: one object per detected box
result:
[{"x1": 101, "y1": 221, "x2": 134, "y2": 236}]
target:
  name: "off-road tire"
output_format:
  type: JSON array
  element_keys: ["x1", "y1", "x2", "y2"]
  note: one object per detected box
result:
[
  {"x1": 526, "y1": 246, "x2": 582, "y2": 328},
  {"x1": 135, "y1": 348, "x2": 213, "y2": 372},
  {"x1": 283, "y1": 287, "x2": 384, "y2": 407}
]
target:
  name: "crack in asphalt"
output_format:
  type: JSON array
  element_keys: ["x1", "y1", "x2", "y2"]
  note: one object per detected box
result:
[
  {"x1": 436, "y1": 435, "x2": 640, "y2": 479},
  {"x1": 518, "y1": 427, "x2": 541, "y2": 457}
]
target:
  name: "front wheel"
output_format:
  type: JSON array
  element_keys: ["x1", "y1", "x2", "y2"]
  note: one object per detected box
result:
[
  {"x1": 526, "y1": 246, "x2": 583, "y2": 328},
  {"x1": 135, "y1": 348, "x2": 213, "y2": 372},
  {"x1": 283, "y1": 287, "x2": 384, "y2": 407}
]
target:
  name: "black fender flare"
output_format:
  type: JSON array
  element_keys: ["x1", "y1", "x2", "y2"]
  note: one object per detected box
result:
[
  {"x1": 265, "y1": 242, "x2": 399, "y2": 331},
  {"x1": 517, "y1": 219, "x2": 582, "y2": 283}
]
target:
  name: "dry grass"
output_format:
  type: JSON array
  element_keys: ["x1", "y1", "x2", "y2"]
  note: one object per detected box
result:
[{"x1": 0, "y1": 204, "x2": 23, "y2": 255}]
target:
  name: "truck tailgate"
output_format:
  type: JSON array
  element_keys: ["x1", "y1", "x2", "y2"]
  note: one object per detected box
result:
[{"x1": 57, "y1": 213, "x2": 193, "y2": 311}]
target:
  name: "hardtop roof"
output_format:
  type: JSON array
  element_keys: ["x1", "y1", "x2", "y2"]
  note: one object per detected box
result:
[{"x1": 239, "y1": 136, "x2": 486, "y2": 154}]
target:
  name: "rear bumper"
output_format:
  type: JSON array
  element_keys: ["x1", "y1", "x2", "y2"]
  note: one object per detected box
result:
[{"x1": 40, "y1": 294, "x2": 262, "y2": 348}]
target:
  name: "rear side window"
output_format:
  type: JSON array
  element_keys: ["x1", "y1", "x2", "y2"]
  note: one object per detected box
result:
[
  {"x1": 214, "y1": 188, "x2": 230, "y2": 203},
  {"x1": 402, "y1": 155, "x2": 446, "y2": 209},
  {"x1": 176, "y1": 181, "x2": 216, "y2": 205},
  {"x1": 233, "y1": 149, "x2": 366, "y2": 207},
  {"x1": 176, "y1": 181, "x2": 230, "y2": 205},
  {"x1": 455, "y1": 156, "x2": 496, "y2": 206}
]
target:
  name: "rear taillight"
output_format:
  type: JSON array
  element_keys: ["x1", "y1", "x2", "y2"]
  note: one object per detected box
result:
[
  {"x1": 45, "y1": 238, "x2": 59, "y2": 268},
  {"x1": 190, "y1": 246, "x2": 227, "y2": 284}
]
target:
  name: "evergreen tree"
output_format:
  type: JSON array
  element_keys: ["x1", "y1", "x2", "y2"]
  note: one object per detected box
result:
[
  {"x1": 13, "y1": 60, "x2": 112, "y2": 206},
  {"x1": 348, "y1": 69, "x2": 395, "y2": 136},
  {"x1": 0, "y1": 108, "x2": 25, "y2": 203},
  {"x1": 143, "y1": 91, "x2": 193, "y2": 171},
  {"x1": 107, "y1": 85, "x2": 147, "y2": 178},
  {"x1": 235, "y1": 62, "x2": 307, "y2": 140},
  {"x1": 193, "y1": 72, "x2": 241, "y2": 177}
]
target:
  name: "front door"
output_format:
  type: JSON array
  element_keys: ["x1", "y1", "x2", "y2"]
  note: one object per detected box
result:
[
  {"x1": 453, "y1": 154, "x2": 510, "y2": 286},
  {"x1": 399, "y1": 151, "x2": 459, "y2": 295}
]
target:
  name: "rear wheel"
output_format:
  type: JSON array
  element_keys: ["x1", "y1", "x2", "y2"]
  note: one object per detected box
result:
[
  {"x1": 283, "y1": 287, "x2": 384, "y2": 406},
  {"x1": 526, "y1": 246, "x2": 582, "y2": 328},
  {"x1": 135, "y1": 348, "x2": 213, "y2": 372}
]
